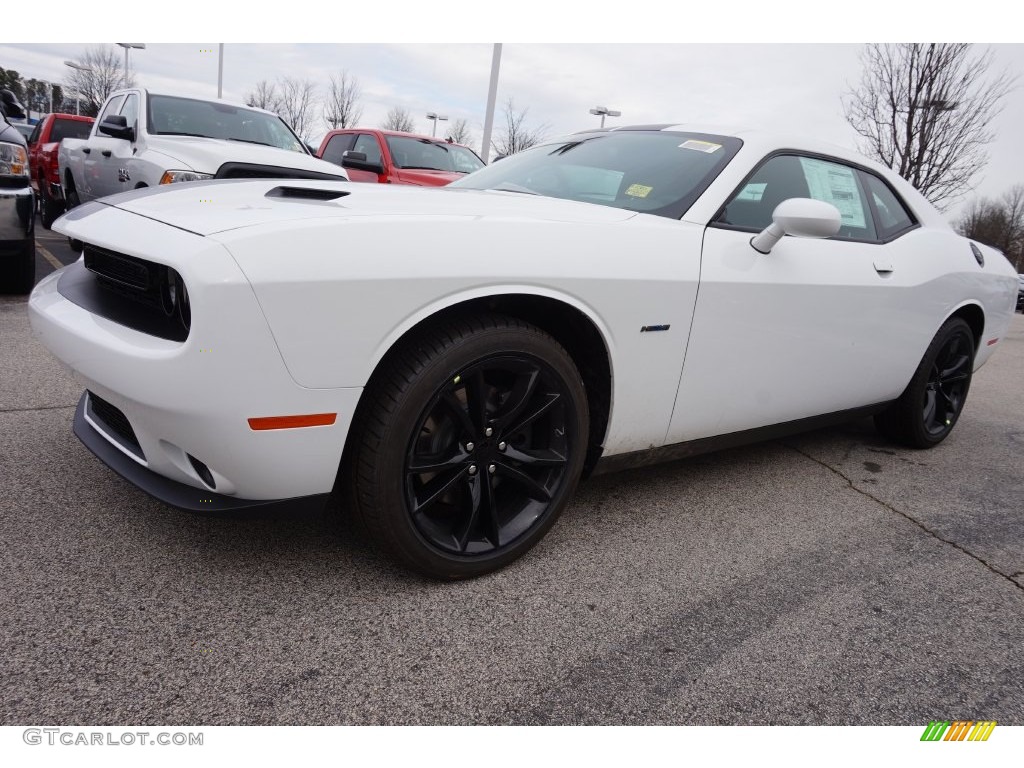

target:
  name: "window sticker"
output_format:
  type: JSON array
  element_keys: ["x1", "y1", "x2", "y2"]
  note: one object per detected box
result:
[
  {"x1": 625, "y1": 183, "x2": 653, "y2": 198},
  {"x1": 679, "y1": 140, "x2": 722, "y2": 153},
  {"x1": 799, "y1": 157, "x2": 866, "y2": 228}
]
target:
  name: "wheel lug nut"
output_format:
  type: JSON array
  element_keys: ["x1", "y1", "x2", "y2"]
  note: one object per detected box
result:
[
  {"x1": 468, "y1": 464, "x2": 478, "y2": 475},
  {"x1": 498, "y1": 441, "x2": 507, "y2": 451},
  {"x1": 488, "y1": 464, "x2": 496, "y2": 474},
  {"x1": 465, "y1": 442, "x2": 475, "y2": 452},
  {"x1": 485, "y1": 427, "x2": 493, "y2": 437}
]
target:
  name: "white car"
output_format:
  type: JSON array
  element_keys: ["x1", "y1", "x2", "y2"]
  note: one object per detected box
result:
[{"x1": 29, "y1": 125, "x2": 1019, "y2": 578}]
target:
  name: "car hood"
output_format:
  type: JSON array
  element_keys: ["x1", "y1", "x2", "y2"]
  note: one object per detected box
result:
[
  {"x1": 144, "y1": 135, "x2": 347, "y2": 179},
  {"x1": 394, "y1": 168, "x2": 464, "y2": 186},
  {"x1": 72, "y1": 178, "x2": 638, "y2": 235}
]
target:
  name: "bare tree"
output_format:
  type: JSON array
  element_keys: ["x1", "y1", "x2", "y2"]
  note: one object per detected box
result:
[
  {"x1": 275, "y1": 77, "x2": 319, "y2": 142},
  {"x1": 381, "y1": 106, "x2": 415, "y2": 132},
  {"x1": 843, "y1": 44, "x2": 1016, "y2": 211},
  {"x1": 492, "y1": 98, "x2": 548, "y2": 157},
  {"x1": 446, "y1": 117, "x2": 472, "y2": 146},
  {"x1": 245, "y1": 80, "x2": 281, "y2": 112},
  {"x1": 323, "y1": 70, "x2": 363, "y2": 129},
  {"x1": 955, "y1": 185, "x2": 1024, "y2": 271},
  {"x1": 63, "y1": 45, "x2": 130, "y2": 117}
]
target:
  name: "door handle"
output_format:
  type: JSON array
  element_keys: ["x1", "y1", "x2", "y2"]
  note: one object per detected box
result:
[
  {"x1": 101, "y1": 150, "x2": 112, "y2": 158},
  {"x1": 873, "y1": 258, "x2": 894, "y2": 275},
  {"x1": 82, "y1": 147, "x2": 91, "y2": 154}
]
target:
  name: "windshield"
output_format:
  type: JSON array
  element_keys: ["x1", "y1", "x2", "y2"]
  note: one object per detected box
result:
[
  {"x1": 451, "y1": 131, "x2": 742, "y2": 219},
  {"x1": 147, "y1": 95, "x2": 307, "y2": 153},
  {"x1": 385, "y1": 135, "x2": 484, "y2": 174}
]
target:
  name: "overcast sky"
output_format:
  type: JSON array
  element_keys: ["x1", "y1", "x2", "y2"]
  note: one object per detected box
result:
[{"x1": 6, "y1": 7, "x2": 1023, "y2": 221}]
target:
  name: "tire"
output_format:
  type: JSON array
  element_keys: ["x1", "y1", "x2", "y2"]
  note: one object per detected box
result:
[
  {"x1": 0, "y1": 236, "x2": 35, "y2": 295},
  {"x1": 345, "y1": 314, "x2": 590, "y2": 579},
  {"x1": 40, "y1": 185, "x2": 63, "y2": 230},
  {"x1": 64, "y1": 180, "x2": 83, "y2": 252},
  {"x1": 875, "y1": 317, "x2": 975, "y2": 448}
]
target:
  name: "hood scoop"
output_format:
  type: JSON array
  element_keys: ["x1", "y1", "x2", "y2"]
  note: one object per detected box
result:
[{"x1": 265, "y1": 186, "x2": 350, "y2": 202}]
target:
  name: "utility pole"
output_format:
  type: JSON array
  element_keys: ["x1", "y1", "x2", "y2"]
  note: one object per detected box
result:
[{"x1": 480, "y1": 43, "x2": 502, "y2": 163}]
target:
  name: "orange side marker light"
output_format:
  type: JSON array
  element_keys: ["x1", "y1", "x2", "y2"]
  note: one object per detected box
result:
[{"x1": 248, "y1": 413, "x2": 337, "y2": 430}]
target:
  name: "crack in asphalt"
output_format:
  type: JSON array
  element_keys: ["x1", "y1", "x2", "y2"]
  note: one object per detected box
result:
[
  {"x1": 785, "y1": 442, "x2": 1024, "y2": 595},
  {"x1": 0, "y1": 404, "x2": 77, "y2": 414}
]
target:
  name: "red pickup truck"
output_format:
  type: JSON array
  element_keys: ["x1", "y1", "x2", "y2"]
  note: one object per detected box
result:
[
  {"x1": 27, "y1": 113, "x2": 94, "y2": 228},
  {"x1": 316, "y1": 129, "x2": 484, "y2": 185}
]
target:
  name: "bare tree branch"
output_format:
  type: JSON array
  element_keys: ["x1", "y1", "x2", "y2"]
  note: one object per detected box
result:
[
  {"x1": 955, "y1": 184, "x2": 1024, "y2": 271},
  {"x1": 843, "y1": 44, "x2": 1017, "y2": 211},
  {"x1": 276, "y1": 77, "x2": 319, "y2": 142},
  {"x1": 492, "y1": 97, "x2": 548, "y2": 157},
  {"x1": 63, "y1": 45, "x2": 131, "y2": 117},
  {"x1": 446, "y1": 117, "x2": 472, "y2": 146},
  {"x1": 245, "y1": 80, "x2": 281, "y2": 112},
  {"x1": 324, "y1": 70, "x2": 363, "y2": 129},
  {"x1": 381, "y1": 106, "x2": 415, "y2": 132}
]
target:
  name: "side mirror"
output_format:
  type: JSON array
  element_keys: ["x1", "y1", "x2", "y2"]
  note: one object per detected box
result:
[
  {"x1": 98, "y1": 114, "x2": 134, "y2": 142},
  {"x1": 750, "y1": 197, "x2": 841, "y2": 254},
  {"x1": 340, "y1": 150, "x2": 384, "y2": 175}
]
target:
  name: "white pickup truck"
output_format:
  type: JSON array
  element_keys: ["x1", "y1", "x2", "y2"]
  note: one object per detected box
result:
[{"x1": 59, "y1": 89, "x2": 347, "y2": 207}]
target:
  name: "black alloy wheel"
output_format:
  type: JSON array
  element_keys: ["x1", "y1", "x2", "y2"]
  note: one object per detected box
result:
[
  {"x1": 346, "y1": 314, "x2": 589, "y2": 579},
  {"x1": 875, "y1": 317, "x2": 975, "y2": 448}
]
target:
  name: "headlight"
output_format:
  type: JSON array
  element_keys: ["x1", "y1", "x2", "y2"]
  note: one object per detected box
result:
[
  {"x1": 159, "y1": 170, "x2": 214, "y2": 185},
  {"x1": 0, "y1": 141, "x2": 29, "y2": 178}
]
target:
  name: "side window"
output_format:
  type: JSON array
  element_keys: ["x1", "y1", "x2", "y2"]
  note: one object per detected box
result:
[
  {"x1": 352, "y1": 134, "x2": 382, "y2": 165},
  {"x1": 718, "y1": 154, "x2": 877, "y2": 241},
  {"x1": 118, "y1": 93, "x2": 140, "y2": 134},
  {"x1": 861, "y1": 172, "x2": 916, "y2": 239},
  {"x1": 28, "y1": 124, "x2": 41, "y2": 145},
  {"x1": 97, "y1": 96, "x2": 126, "y2": 126},
  {"x1": 320, "y1": 133, "x2": 355, "y2": 166}
]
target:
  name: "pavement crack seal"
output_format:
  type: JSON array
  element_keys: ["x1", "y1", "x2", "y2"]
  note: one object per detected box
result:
[
  {"x1": 0, "y1": 404, "x2": 77, "y2": 414},
  {"x1": 784, "y1": 442, "x2": 1024, "y2": 595}
]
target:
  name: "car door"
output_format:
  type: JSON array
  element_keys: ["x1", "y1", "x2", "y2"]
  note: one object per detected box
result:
[
  {"x1": 666, "y1": 152, "x2": 917, "y2": 444},
  {"x1": 347, "y1": 133, "x2": 385, "y2": 182},
  {"x1": 93, "y1": 92, "x2": 140, "y2": 197},
  {"x1": 83, "y1": 94, "x2": 126, "y2": 200}
]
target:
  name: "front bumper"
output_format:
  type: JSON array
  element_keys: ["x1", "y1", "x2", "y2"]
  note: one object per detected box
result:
[
  {"x1": 29, "y1": 207, "x2": 363, "y2": 505},
  {"x1": 74, "y1": 392, "x2": 330, "y2": 514},
  {"x1": 0, "y1": 183, "x2": 34, "y2": 245}
]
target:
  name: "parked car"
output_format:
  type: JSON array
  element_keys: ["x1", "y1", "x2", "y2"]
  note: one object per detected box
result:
[
  {"x1": 29, "y1": 125, "x2": 1019, "y2": 578},
  {"x1": 0, "y1": 90, "x2": 34, "y2": 294},
  {"x1": 317, "y1": 128, "x2": 484, "y2": 185},
  {"x1": 59, "y1": 89, "x2": 347, "y2": 211},
  {"x1": 27, "y1": 113, "x2": 94, "y2": 228},
  {"x1": 12, "y1": 122, "x2": 36, "y2": 141}
]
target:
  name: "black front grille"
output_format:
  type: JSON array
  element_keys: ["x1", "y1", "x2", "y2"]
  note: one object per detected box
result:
[
  {"x1": 87, "y1": 391, "x2": 142, "y2": 456},
  {"x1": 60, "y1": 245, "x2": 190, "y2": 342}
]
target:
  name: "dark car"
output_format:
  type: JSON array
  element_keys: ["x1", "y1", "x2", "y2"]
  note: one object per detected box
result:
[
  {"x1": 0, "y1": 90, "x2": 35, "y2": 294},
  {"x1": 1017, "y1": 274, "x2": 1024, "y2": 312}
]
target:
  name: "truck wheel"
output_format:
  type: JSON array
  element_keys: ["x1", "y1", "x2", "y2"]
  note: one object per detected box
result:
[
  {"x1": 40, "y1": 186, "x2": 63, "y2": 230},
  {"x1": 1, "y1": 236, "x2": 36, "y2": 295},
  {"x1": 64, "y1": 179, "x2": 83, "y2": 252}
]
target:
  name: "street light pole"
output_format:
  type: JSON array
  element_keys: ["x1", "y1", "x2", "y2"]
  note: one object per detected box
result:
[
  {"x1": 425, "y1": 111, "x2": 448, "y2": 137},
  {"x1": 589, "y1": 105, "x2": 621, "y2": 128},
  {"x1": 64, "y1": 60, "x2": 94, "y2": 116},
  {"x1": 217, "y1": 44, "x2": 224, "y2": 98},
  {"x1": 115, "y1": 43, "x2": 146, "y2": 87},
  {"x1": 480, "y1": 43, "x2": 503, "y2": 162}
]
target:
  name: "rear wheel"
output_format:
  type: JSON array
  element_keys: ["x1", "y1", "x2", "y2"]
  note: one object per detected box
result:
[
  {"x1": 346, "y1": 314, "x2": 589, "y2": 579},
  {"x1": 40, "y1": 185, "x2": 63, "y2": 230},
  {"x1": 875, "y1": 317, "x2": 975, "y2": 448}
]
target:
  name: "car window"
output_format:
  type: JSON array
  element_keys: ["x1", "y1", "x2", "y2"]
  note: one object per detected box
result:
[
  {"x1": 49, "y1": 118, "x2": 92, "y2": 143},
  {"x1": 718, "y1": 154, "x2": 877, "y2": 241},
  {"x1": 98, "y1": 96, "x2": 126, "y2": 125},
  {"x1": 861, "y1": 172, "x2": 916, "y2": 239},
  {"x1": 118, "y1": 93, "x2": 140, "y2": 132},
  {"x1": 28, "y1": 123, "x2": 41, "y2": 145},
  {"x1": 353, "y1": 134, "x2": 382, "y2": 165},
  {"x1": 321, "y1": 133, "x2": 355, "y2": 165}
]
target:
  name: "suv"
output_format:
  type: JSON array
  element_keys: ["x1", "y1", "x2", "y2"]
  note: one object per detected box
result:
[{"x1": 0, "y1": 90, "x2": 34, "y2": 294}]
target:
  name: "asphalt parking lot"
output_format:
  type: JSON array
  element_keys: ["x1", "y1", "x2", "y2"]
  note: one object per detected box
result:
[{"x1": 2, "y1": 222, "x2": 1023, "y2": 725}]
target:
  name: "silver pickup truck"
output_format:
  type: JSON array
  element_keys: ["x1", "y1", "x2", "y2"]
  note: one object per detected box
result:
[
  {"x1": 59, "y1": 89, "x2": 347, "y2": 208},
  {"x1": 0, "y1": 89, "x2": 34, "y2": 294}
]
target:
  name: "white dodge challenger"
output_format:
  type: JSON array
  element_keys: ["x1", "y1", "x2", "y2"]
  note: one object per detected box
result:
[{"x1": 29, "y1": 125, "x2": 1019, "y2": 578}]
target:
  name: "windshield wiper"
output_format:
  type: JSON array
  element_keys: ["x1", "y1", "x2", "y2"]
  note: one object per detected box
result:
[
  {"x1": 227, "y1": 137, "x2": 276, "y2": 148},
  {"x1": 490, "y1": 184, "x2": 540, "y2": 195},
  {"x1": 155, "y1": 131, "x2": 213, "y2": 138},
  {"x1": 401, "y1": 165, "x2": 446, "y2": 171}
]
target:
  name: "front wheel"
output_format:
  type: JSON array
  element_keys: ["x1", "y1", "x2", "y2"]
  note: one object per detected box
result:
[
  {"x1": 346, "y1": 315, "x2": 589, "y2": 579},
  {"x1": 0, "y1": 236, "x2": 35, "y2": 294},
  {"x1": 40, "y1": 185, "x2": 64, "y2": 230},
  {"x1": 875, "y1": 317, "x2": 975, "y2": 448}
]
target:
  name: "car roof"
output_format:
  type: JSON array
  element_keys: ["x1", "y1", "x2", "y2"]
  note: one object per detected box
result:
[{"x1": 325, "y1": 127, "x2": 476, "y2": 150}]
